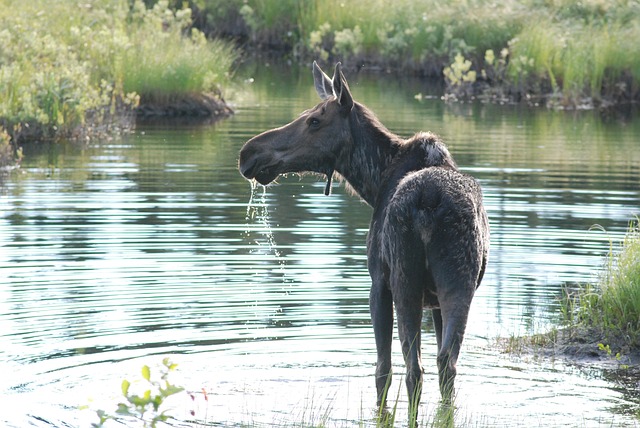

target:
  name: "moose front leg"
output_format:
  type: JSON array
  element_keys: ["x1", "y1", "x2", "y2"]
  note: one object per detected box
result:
[{"x1": 369, "y1": 281, "x2": 394, "y2": 408}]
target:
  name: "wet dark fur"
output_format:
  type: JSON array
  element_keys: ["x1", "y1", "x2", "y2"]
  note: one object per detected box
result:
[{"x1": 239, "y1": 63, "x2": 490, "y2": 420}]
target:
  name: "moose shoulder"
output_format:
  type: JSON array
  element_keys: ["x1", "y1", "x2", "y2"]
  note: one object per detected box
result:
[{"x1": 239, "y1": 62, "x2": 490, "y2": 421}]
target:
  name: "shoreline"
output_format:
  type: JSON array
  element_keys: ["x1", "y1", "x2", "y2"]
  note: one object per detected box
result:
[
  {"x1": 238, "y1": 52, "x2": 639, "y2": 112},
  {"x1": 0, "y1": 92, "x2": 233, "y2": 168},
  {"x1": 499, "y1": 326, "x2": 640, "y2": 392}
]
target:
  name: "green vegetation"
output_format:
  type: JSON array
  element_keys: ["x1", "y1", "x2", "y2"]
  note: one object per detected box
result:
[
  {"x1": 2, "y1": 0, "x2": 637, "y2": 167},
  {"x1": 87, "y1": 358, "x2": 184, "y2": 428},
  {"x1": 199, "y1": 0, "x2": 640, "y2": 107},
  {"x1": 123, "y1": 1, "x2": 236, "y2": 113},
  {"x1": 0, "y1": 0, "x2": 236, "y2": 164},
  {"x1": 562, "y1": 221, "x2": 640, "y2": 352}
]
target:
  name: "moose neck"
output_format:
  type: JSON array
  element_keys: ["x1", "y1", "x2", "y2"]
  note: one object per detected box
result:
[{"x1": 335, "y1": 103, "x2": 402, "y2": 207}]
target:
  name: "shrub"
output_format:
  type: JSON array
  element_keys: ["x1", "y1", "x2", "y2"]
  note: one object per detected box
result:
[{"x1": 0, "y1": 126, "x2": 16, "y2": 167}]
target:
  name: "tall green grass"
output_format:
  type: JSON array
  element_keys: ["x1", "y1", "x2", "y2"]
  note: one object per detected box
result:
[
  {"x1": 0, "y1": 0, "x2": 236, "y2": 151},
  {"x1": 563, "y1": 221, "x2": 640, "y2": 349},
  {"x1": 122, "y1": 1, "x2": 236, "y2": 106},
  {"x1": 510, "y1": 18, "x2": 640, "y2": 105}
]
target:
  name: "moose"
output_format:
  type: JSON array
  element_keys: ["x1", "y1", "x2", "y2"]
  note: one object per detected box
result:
[{"x1": 239, "y1": 62, "x2": 490, "y2": 420}]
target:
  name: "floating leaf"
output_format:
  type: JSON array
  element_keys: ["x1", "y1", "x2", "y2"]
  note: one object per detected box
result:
[{"x1": 121, "y1": 379, "x2": 130, "y2": 396}]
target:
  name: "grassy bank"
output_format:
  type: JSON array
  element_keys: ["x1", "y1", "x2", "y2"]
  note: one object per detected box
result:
[
  {"x1": 0, "y1": 0, "x2": 236, "y2": 165},
  {"x1": 504, "y1": 220, "x2": 640, "y2": 368},
  {"x1": 562, "y1": 221, "x2": 640, "y2": 353},
  {"x1": 199, "y1": 0, "x2": 640, "y2": 108}
]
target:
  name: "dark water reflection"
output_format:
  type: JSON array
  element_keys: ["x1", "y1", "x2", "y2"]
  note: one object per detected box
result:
[{"x1": 1, "y1": 64, "x2": 639, "y2": 427}]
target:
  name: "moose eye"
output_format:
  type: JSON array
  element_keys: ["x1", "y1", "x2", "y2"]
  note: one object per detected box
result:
[{"x1": 308, "y1": 117, "x2": 320, "y2": 127}]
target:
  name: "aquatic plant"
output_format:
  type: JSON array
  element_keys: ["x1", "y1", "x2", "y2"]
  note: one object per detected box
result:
[{"x1": 89, "y1": 358, "x2": 184, "y2": 428}]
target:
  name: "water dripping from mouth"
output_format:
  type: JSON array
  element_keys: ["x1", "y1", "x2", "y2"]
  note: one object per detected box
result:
[{"x1": 243, "y1": 181, "x2": 290, "y2": 287}]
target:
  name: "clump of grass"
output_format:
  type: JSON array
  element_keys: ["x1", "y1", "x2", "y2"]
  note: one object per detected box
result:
[
  {"x1": 563, "y1": 221, "x2": 640, "y2": 350},
  {"x1": 509, "y1": 17, "x2": 640, "y2": 107},
  {"x1": 123, "y1": 1, "x2": 236, "y2": 108}
]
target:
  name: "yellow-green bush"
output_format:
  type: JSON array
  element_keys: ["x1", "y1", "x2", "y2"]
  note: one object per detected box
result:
[{"x1": 0, "y1": 126, "x2": 15, "y2": 167}]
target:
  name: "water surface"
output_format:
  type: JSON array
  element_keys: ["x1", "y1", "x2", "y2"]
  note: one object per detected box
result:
[{"x1": 1, "y1": 65, "x2": 639, "y2": 427}]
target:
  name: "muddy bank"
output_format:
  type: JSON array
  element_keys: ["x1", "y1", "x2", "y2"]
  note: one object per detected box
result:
[
  {"x1": 501, "y1": 326, "x2": 640, "y2": 366},
  {"x1": 543, "y1": 328, "x2": 638, "y2": 367},
  {"x1": 135, "y1": 92, "x2": 234, "y2": 120}
]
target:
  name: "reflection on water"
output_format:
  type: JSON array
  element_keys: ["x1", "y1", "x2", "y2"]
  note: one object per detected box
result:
[{"x1": 1, "y1": 65, "x2": 639, "y2": 427}]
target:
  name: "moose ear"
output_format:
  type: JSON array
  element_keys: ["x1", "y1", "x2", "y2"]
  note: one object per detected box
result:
[
  {"x1": 313, "y1": 61, "x2": 333, "y2": 100},
  {"x1": 332, "y1": 63, "x2": 354, "y2": 112}
]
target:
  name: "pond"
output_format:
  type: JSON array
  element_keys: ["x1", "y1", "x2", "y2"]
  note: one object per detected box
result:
[{"x1": 1, "y1": 63, "x2": 639, "y2": 427}]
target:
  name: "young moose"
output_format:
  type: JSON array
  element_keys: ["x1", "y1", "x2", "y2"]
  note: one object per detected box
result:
[{"x1": 239, "y1": 62, "x2": 490, "y2": 418}]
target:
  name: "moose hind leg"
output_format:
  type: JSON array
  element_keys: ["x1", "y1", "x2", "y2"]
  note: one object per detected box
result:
[
  {"x1": 432, "y1": 308, "x2": 443, "y2": 352},
  {"x1": 396, "y1": 298, "x2": 423, "y2": 418},
  {"x1": 370, "y1": 283, "x2": 394, "y2": 407},
  {"x1": 390, "y1": 257, "x2": 425, "y2": 419},
  {"x1": 436, "y1": 294, "x2": 472, "y2": 402}
]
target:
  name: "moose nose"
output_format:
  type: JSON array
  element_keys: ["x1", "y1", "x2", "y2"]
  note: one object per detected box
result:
[{"x1": 239, "y1": 155, "x2": 256, "y2": 179}]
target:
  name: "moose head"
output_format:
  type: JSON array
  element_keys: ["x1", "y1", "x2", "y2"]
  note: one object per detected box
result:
[{"x1": 239, "y1": 62, "x2": 354, "y2": 196}]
